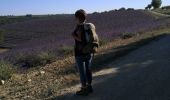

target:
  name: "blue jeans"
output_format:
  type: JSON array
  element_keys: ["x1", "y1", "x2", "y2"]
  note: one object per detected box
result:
[{"x1": 75, "y1": 53, "x2": 93, "y2": 87}]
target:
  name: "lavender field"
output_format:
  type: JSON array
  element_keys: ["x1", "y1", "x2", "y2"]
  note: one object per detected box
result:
[{"x1": 0, "y1": 10, "x2": 170, "y2": 66}]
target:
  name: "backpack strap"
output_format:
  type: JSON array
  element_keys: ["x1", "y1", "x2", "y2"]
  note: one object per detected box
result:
[
  {"x1": 84, "y1": 23, "x2": 90, "y2": 43},
  {"x1": 92, "y1": 52, "x2": 95, "y2": 60}
]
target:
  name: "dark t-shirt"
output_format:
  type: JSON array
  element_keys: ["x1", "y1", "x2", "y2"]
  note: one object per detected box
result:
[{"x1": 73, "y1": 24, "x2": 90, "y2": 57}]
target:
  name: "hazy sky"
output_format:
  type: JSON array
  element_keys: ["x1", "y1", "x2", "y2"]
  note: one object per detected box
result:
[{"x1": 0, "y1": 0, "x2": 170, "y2": 15}]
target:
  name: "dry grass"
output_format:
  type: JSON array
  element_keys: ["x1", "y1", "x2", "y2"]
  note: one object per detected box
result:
[
  {"x1": 0, "y1": 49, "x2": 9, "y2": 53},
  {"x1": 147, "y1": 10, "x2": 170, "y2": 19},
  {"x1": 0, "y1": 26, "x2": 170, "y2": 99}
]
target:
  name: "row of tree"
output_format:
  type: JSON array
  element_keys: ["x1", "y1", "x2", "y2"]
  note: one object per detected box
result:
[{"x1": 145, "y1": 0, "x2": 162, "y2": 10}]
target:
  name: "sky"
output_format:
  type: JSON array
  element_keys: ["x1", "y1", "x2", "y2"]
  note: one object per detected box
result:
[{"x1": 0, "y1": 0, "x2": 170, "y2": 15}]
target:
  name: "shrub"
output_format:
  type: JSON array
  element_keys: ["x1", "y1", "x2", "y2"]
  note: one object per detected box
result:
[
  {"x1": 15, "y1": 51, "x2": 56, "y2": 68},
  {"x1": 16, "y1": 54, "x2": 40, "y2": 68},
  {"x1": 127, "y1": 8, "x2": 135, "y2": 11},
  {"x1": 114, "y1": 9, "x2": 118, "y2": 11},
  {"x1": 161, "y1": 6, "x2": 170, "y2": 10},
  {"x1": 37, "y1": 51, "x2": 56, "y2": 64},
  {"x1": 92, "y1": 12, "x2": 99, "y2": 14},
  {"x1": 26, "y1": 14, "x2": 32, "y2": 18},
  {"x1": 0, "y1": 60, "x2": 15, "y2": 80},
  {"x1": 0, "y1": 19, "x2": 5, "y2": 25},
  {"x1": 99, "y1": 38, "x2": 108, "y2": 46},
  {"x1": 119, "y1": 7, "x2": 126, "y2": 11},
  {"x1": 58, "y1": 45, "x2": 73, "y2": 56},
  {"x1": 0, "y1": 30, "x2": 4, "y2": 43},
  {"x1": 121, "y1": 33, "x2": 136, "y2": 39},
  {"x1": 145, "y1": 4, "x2": 152, "y2": 10}
]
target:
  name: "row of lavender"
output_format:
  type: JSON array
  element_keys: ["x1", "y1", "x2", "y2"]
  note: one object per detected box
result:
[{"x1": 0, "y1": 10, "x2": 169, "y2": 65}]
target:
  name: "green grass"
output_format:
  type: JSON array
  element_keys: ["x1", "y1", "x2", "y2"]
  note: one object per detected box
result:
[
  {"x1": 121, "y1": 32, "x2": 136, "y2": 39},
  {"x1": 15, "y1": 51, "x2": 56, "y2": 68},
  {"x1": 0, "y1": 60, "x2": 15, "y2": 80},
  {"x1": 58, "y1": 45, "x2": 74, "y2": 56},
  {"x1": 99, "y1": 38, "x2": 109, "y2": 46},
  {"x1": 0, "y1": 30, "x2": 4, "y2": 43},
  {"x1": 152, "y1": 8, "x2": 170, "y2": 15}
]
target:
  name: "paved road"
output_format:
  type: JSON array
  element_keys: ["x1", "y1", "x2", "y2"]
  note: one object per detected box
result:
[{"x1": 55, "y1": 35, "x2": 170, "y2": 100}]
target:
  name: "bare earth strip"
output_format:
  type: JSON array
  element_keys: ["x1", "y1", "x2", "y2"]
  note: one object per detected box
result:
[
  {"x1": 54, "y1": 35, "x2": 170, "y2": 100},
  {"x1": 0, "y1": 49, "x2": 9, "y2": 53}
]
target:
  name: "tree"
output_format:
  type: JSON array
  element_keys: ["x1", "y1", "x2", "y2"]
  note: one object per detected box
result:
[
  {"x1": 127, "y1": 8, "x2": 135, "y2": 11},
  {"x1": 92, "y1": 12, "x2": 99, "y2": 14},
  {"x1": 145, "y1": 4, "x2": 152, "y2": 10},
  {"x1": 119, "y1": 7, "x2": 126, "y2": 11},
  {"x1": 26, "y1": 14, "x2": 32, "y2": 18},
  {"x1": 151, "y1": 0, "x2": 162, "y2": 9}
]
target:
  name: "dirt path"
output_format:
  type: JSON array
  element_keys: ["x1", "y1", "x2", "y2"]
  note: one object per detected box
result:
[
  {"x1": 53, "y1": 35, "x2": 170, "y2": 100},
  {"x1": 0, "y1": 48, "x2": 9, "y2": 53}
]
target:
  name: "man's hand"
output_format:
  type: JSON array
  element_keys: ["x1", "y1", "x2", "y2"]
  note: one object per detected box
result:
[
  {"x1": 72, "y1": 32, "x2": 82, "y2": 42},
  {"x1": 72, "y1": 32, "x2": 76, "y2": 37}
]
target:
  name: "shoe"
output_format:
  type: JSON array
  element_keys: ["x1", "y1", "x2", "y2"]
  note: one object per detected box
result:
[
  {"x1": 86, "y1": 85, "x2": 93, "y2": 93},
  {"x1": 76, "y1": 87, "x2": 89, "y2": 96}
]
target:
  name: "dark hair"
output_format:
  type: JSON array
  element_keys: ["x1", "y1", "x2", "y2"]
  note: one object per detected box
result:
[{"x1": 75, "y1": 9, "x2": 87, "y2": 22}]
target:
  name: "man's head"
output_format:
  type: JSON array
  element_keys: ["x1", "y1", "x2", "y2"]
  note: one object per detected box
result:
[{"x1": 75, "y1": 9, "x2": 87, "y2": 24}]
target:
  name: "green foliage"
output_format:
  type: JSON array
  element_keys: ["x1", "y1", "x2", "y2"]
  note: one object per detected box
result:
[
  {"x1": 0, "y1": 30, "x2": 4, "y2": 43},
  {"x1": 58, "y1": 45, "x2": 73, "y2": 55},
  {"x1": 0, "y1": 60, "x2": 15, "y2": 80},
  {"x1": 15, "y1": 51, "x2": 56, "y2": 68},
  {"x1": 145, "y1": 0, "x2": 162, "y2": 10},
  {"x1": 127, "y1": 8, "x2": 135, "y2": 11},
  {"x1": 152, "y1": 0, "x2": 162, "y2": 9},
  {"x1": 37, "y1": 51, "x2": 56, "y2": 64},
  {"x1": 121, "y1": 33, "x2": 136, "y2": 39},
  {"x1": 162, "y1": 6, "x2": 170, "y2": 10},
  {"x1": 145, "y1": 4, "x2": 152, "y2": 10},
  {"x1": 119, "y1": 7, "x2": 126, "y2": 11},
  {"x1": 26, "y1": 14, "x2": 32, "y2": 17},
  {"x1": 16, "y1": 54, "x2": 41, "y2": 68},
  {"x1": 92, "y1": 12, "x2": 99, "y2": 14},
  {"x1": 99, "y1": 38, "x2": 108, "y2": 46}
]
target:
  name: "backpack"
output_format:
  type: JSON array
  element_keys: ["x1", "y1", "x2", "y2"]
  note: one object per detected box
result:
[{"x1": 82, "y1": 23, "x2": 100, "y2": 54}]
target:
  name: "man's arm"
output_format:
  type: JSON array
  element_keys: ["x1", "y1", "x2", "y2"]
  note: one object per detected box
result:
[
  {"x1": 72, "y1": 32, "x2": 82, "y2": 42},
  {"x1": 72, "y1": 26, "x2": 82, "y2": 42}
]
